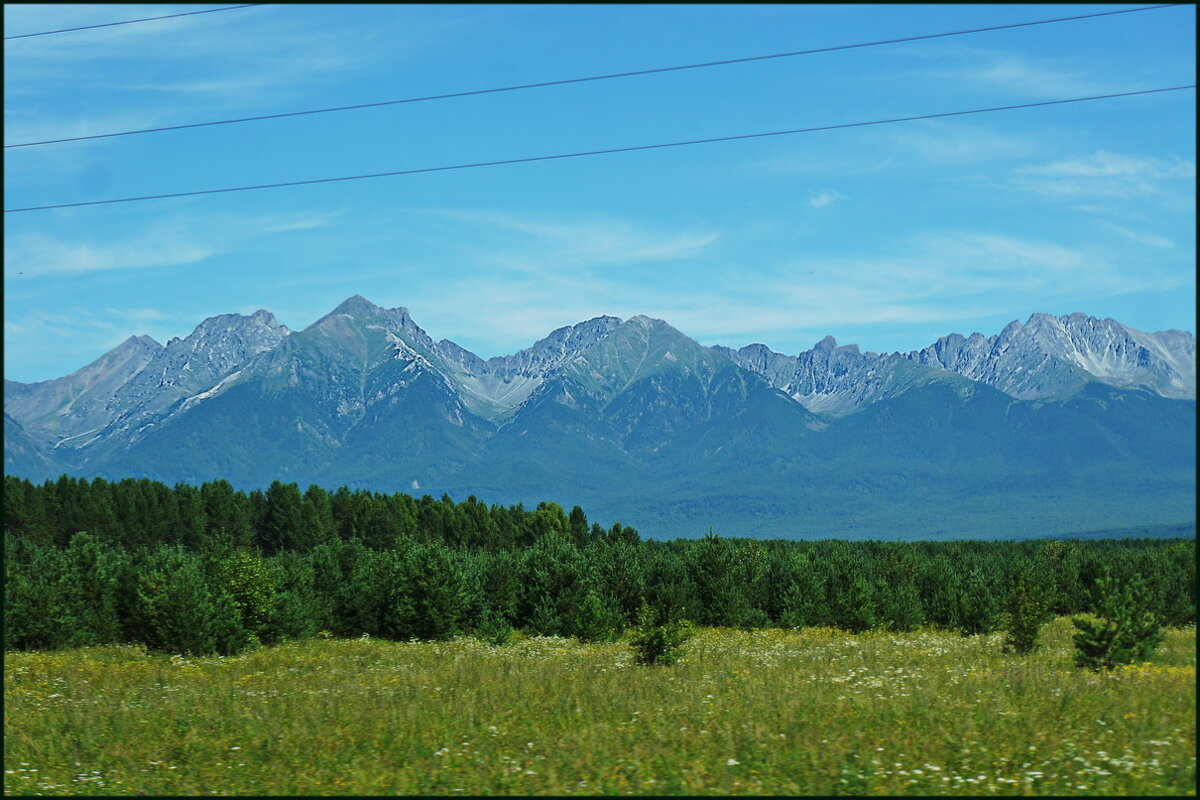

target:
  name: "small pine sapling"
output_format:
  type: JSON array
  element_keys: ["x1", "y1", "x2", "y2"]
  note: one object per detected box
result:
[
  {"x1": 1001, "y1": 561, "x2": 1054, "y2": 654},
  {"x1": 1072, "y1": 573, "x2": 1166, "y2": 670},
  {"x1": 629, "y1": 603, "x2": 694, "y2": 666},
  {"x1": 476, "y1": 608, "x2": 513, "y2": 647}
]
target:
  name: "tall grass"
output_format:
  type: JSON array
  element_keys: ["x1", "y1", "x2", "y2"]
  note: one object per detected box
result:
[{"x1": 4, "y1": 619, "x2": 1194, "y2": 795}]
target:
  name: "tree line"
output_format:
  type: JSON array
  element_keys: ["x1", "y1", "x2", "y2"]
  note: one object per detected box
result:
[{"x1": 4, "y1": 475, "x2": 1195, "y2": 656}]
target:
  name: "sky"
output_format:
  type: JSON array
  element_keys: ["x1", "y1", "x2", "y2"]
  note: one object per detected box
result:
[{"x1": 4, "y1": 3, "x2": 1196, "y2": 383}]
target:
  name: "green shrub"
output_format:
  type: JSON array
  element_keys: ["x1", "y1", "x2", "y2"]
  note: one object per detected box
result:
[
  {"x1": 952, "y1": 565, "x2": 1002, "y2": 636},
  {"x1": 1001, "y1": 560, "x2": 1054, "y2": 654},
  {"x1": 568, "y1": 589, "x2": 622, "y2": 643},
  {"x1": 137, "y1": 548, "x2": 252, "y2": 656},
  {"x1": 476, "y1": 609, "x2": 513, "y2": 646},
  {"x1": 629, "y1": 604, "x2": 694, "y2": 666},
  {"x1": 1072, "y1": 574, "x2": 1166, "y2": 670}
]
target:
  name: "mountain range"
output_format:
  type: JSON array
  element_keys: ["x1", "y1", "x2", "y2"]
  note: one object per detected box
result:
[{"x1": 4, "y1": 297, "x2": 1195, "y2": 539}]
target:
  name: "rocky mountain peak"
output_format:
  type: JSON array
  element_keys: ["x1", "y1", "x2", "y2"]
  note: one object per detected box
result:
[
  {"x1": 814, "y1": 335, "x2": 839, "y2": 351},
  {"x1": 903, "y1": 312, "x2": 1196, "y2": 400},
  {"x1": 330, "y1": 294, "x2": 383, "y2": 317},
  {"x1": 121, "y1": 334, "x2": 164, "y2": 352},
  {"x1": 171, "y1": 310, "x2": 291, "y2": 358}
]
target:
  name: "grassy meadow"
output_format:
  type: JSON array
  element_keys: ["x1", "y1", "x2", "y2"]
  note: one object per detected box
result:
[{"x1": 4, "y1": 618, "x2": 1195, "y2": 796}]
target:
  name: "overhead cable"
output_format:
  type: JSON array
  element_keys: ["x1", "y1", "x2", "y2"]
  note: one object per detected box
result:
[
  {"x1": 3, "y1": 4, "x2": 1182, "y2": 148},
  {"x1": 5, "y1": 85, "x2": 1193, "y2": 214},
  {"x1": 4, "y1": 4, "x2": 267, "y2": 40}
]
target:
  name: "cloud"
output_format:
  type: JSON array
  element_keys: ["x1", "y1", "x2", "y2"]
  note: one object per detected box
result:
[
  {"x1": 906, "y1": 47, "x2": 1106, "y2": 99},
  {"x1": 740, "y1": 229, "x2": 1187, "y2": 338},
  {"x1": 3, "y1": 204, "x2": 353, "y2": 280},
  {"x1": 101, "y1": 307, "x2": 174, "y2": 321},
  {"x1": 428, "y1": 209, "x2": 721, "y2": 271},
  {"x1": 1011, "y1": 151, "x2": 1195, "y2": 199},
  {"x1": 4, "y1": 231, "x2": 217, "y2": 277},
  {"x1": 1101, "y1": 224, "x2": 1176, "y2": 250},
  {"x1": 738, "y1": 120, "x2": 1036, "y2": 179},
  {"x1": 956, "y1": 55, "x2": 1100, "y2": 98},
  {"x1": 3, "y1": 4, "x2": 470, "y2": 166},
  {"x1": 399, "y1": 223, "x2": 1147, "y2": 358},
  {"x1": 808, "y1": 190, "x2": 844, "y2": 208},
  {"x1": 3, "y1": 306, "x2": 180, "y2": 381},
  {"x1": 260, "y1": 210, "x2": 346, "y2": 234},
  {"x1": 880, "y1": 121, "x2": 1037, "y2": 166}
]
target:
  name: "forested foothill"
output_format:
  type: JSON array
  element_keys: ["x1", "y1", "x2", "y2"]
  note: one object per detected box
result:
[{"x1": 4, "y1": 474, "x2": 1194, "y2": 657}]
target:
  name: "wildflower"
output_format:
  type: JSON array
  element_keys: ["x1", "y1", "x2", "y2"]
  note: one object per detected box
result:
[{"x1": 726, "y1": 758, "x2": 740, "y2": 766}]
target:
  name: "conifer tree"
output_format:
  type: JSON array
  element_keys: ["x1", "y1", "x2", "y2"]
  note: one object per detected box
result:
[
  {"x1": 876, "y1": 576, "x2": 923, "y2": 633},
  {"x1": 62, "y1": 532, "x2": 125, "y2": 646},
  {"x1": 568, "y1": 505, "x2": 590, "y2": 548},
  {"x1": 828, "y1": 568, "x2": 878, "y2": 634},
  {"x1": 476, "y1": 609, "x2": 514, "y2": 646},
  {"x1": 1072, "y1": 573, "x2": 1166, "y2": 670},
  {"x1": 688, "y1": 529, "x2": 747, "y2": 627},
  {"x1": 568, "y1": 588, "x2": 622, "y2": 643},
  {"x1": 642, "y1": 547, "x2": 698, "y2": 624},
  {"x1": 201, "y1": 479, "x2": 255, "y2": 550},
  {"x1": 517, "y1": 525, "x2": 586, "y2": 635},
  {"x1": 4, "y1": 541, "x2": 75, "y2": 651},
  {"x1": 261, "y1": 481, "x2": 305, "y2": 554},
  {"x1": 214, "y1": 549, "x2": 278, "y2": 645},
  {"x1": 1040, "y1": 539, "x2": 1084, "y2": 615},
  {"x1": 527, "y1": 593, "x2": 563, "y2": 636},
  {"x1": 1001, "y1": 558, "x2": 1054, "y2": 654},
  {"x1": 402, "y1": 542, "x2": 469, "y2": 641},
  {"x1": 590, "y1": 538, "x2": 647, "y2": 627},
  {"x1": 136, "y1": 547, "x2": 249, "y2": 655},
  {"x1": 951, "y1": 564, "x2": 1002, "y2": 636},
  {"x1": 630, "y1": 602, "x2": 694, "y2": 666},
  {"x1": 268, "y1": 550, "x2": 323, "y2": 641},
  {"x1": 774, "y1": 551, "x2": 831, "y2": 628}
]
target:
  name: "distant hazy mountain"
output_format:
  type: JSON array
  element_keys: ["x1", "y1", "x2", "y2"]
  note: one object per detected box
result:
[
  {"x1": 4, "y1": 299, "x2": 1194, "y2": 539},
  {"x1": 720, "y1": 312, "x2": 1195, "y2": 415}
]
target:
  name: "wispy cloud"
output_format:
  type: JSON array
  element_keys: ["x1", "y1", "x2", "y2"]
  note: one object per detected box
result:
[
  {"x1": 1101, "y1": 223, "x2": 1176, "y2": 250},
  {"x1": 388, "y1": 219, "x2": 1183, "y2": 358},
  {"x1": 4, "y1": 231, "x2": 217, "y2": 277},
  {"x1": 3, "y1": 306, "x2": 181, "y2": 380},
  {"x1": 699, "y1": 229, "x2": 1187, "y2": 348},
  {"x1": 1010, "y1": 151, "x2": 1195, "y2": 199},
  {"x1": 903, "y1": 45, "x2": 1108, "y2": 99},
  {"x1": 101, "y1": 306, "x2": 174, "y2": 322},
  {"x1": 429, "y1": 209, "x2": 721, "y2": 271},
  {"x1": 955, "y1": 54, "x2": 1101, "y2": 98},
  {"x1": 2, "y1": 206, "x2": 345, "y2": 279},
  {"x1": 260, "y1": 210, "x2": 346, "y2": 234},
  {"x1": 879, "y1": 121, "x2": 1037, "y2": 166},
  {"x1": 2, "y1": 4, "x2": 468, "y2": 157},
  {"x1": 808, "y1": 190, "x2": 844, "y2": 208},
  {"x1": 739, "y1": 119, "x2": 1037, "y2": 178}
]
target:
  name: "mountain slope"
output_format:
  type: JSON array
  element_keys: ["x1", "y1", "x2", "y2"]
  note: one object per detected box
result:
[
  {"x1": 4, "y1": 334, "x2": 162, "y2": 449},
  {"x1": 98, "y1": 296, "x2": 492, "y2": 489},
  {"x1": 4, "y1": 299, "x2": 1193, "y2": 539},
  {"x1": 906, "y1": 312, "x2": 1196, "y2": 400},
  {"x1": 435, "y1": 315, "x2": 621, "y2": 422},
  {"x1": 3, "y1": 413, "x2": 63, "y2": 482}
]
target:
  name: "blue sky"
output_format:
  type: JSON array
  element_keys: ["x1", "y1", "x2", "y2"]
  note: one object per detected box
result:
[{"x1": 4, "y1": 3, "x2": 1195, "y2": 383}]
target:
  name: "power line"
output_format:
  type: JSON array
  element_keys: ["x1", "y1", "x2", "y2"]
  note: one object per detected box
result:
[
  {"x1": 6, "y1": 85, "x2": 1193, "y2": 214},
  {"x1": 4, "y1": 4, "x2": 1182, "y2": 149},
  {"x1": 4, "y1": 4, "x2": 267, "y2": 40}
]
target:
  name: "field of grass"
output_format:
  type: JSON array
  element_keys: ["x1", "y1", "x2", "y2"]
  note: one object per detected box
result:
[{"x1": 4, "y1": 618, "x2": 1195, "y2": 796}]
